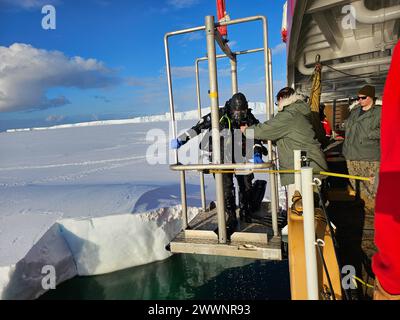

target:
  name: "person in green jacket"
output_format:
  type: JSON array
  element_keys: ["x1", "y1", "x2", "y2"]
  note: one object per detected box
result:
[
  {"x1": 342, "y1": 85, "x2": 382, "y2": 296},
  {"x1": 343, "y1": 85, "x2": 381, "y2": 206},
  {"x1": 241, "y1": 87, "x2": 327, "y2": 188}
]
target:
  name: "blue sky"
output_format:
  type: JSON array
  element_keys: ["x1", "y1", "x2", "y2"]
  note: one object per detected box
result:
[{"x1": 0, "y1": 0, "x2": 287, "y2": 130}]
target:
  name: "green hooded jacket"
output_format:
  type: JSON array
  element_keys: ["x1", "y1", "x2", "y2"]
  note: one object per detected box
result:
[
  {"x1": 342, "y1": 104, "x2": 381, "y2": 162},
  {"x1": 245, "y1": 96, "x2": 327, "y2": 186}
]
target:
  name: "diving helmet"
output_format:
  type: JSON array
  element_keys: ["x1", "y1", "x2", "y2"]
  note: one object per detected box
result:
[{"x1": 229, "y1": 92, "x2": 248, "y2": 124}]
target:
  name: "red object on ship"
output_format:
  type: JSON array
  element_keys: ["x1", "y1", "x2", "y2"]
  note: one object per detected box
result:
[
  {"x1": 322, "y1": 119, "x2": 332, "y2": 138},
  {"x1": 372, "y1": 40, "x2": 400, "y2": 295},
  {"x1": 216, "y1": 0, "x2": 227, "y2": 37},
  {"x1": 285, "y1": 0, "x2": 297, "y2": 45},
  {"x1": 282, "y1": 29, "x2": 288, "y2": 43}
]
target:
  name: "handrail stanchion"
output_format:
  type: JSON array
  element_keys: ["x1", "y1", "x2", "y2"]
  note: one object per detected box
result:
[
  {"x1": 294, "y1": 150, "x2": 302, "y2": 192},
  {"x1": 260, "y1": 20, "x2": 278, "y2": 237},
  {"x1": 205, "y1": 15, "x2": 227, "y2": 244},
  {"x1": 164, "y1": 34, "x2": 188, "y2": 230},
  {"x1": 301, "y1": 167, "x2": 319, "y2": 300},
  {"x1": 267, "y1": 47, "x2": 279, "y2": 236},
  {"x1": 195, "y1": 59, "x2": 207, "y2": 211},
  {"x1": 230, "y1": 55, "x2": 238, "y2": 94},
  {"x1": 180, "y1": 172, "x2": 188, "y2": 229}
]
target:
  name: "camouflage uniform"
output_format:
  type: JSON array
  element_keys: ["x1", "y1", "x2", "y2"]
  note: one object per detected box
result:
[
  {"x1": 347, "y1": 160, "x2": 380, "y2": 210},
  {"x1": 343, "y1": 104, "x2": 382, "y2": 298}
]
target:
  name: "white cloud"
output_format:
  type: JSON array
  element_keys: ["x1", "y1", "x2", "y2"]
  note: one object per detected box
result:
[
  {"x1": 167, "y1": 0, "x2": 199, "y2": 9},
  {"x1": 0, "y1": 43, "x2": 120, "y2": 112},
  {"x1": 271, "y1": 43, "x2": 286, "y2": 55}
]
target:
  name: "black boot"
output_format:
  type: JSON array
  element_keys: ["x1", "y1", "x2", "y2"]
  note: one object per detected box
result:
[
  {"x1": 239, "y1": 207, "x2": 252, "y2": 223},
  {"x1": 221, "y1": 173, "x2": 238, "y2": 237},
  {"x1": 238, "y1": 189, "x2": 252, "y2": 223},
  {"x1": 226, "y1": 212, "x2": 238, "y2": 237},
  {"x1": 214, "y1": 212, "x2": 237, "y2": 239},
  {"x1": 225, "y1": 195, "x2": 238, "y2": 236},
  {"x1": 237, "y1": 174, "x2": 254, "y2": 223}
]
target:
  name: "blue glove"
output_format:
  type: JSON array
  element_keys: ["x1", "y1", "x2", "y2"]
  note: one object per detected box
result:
[
  {"x1": 171, "y1": 138, "x2": 183, "y2": 150},
  {"x1": 253, "y1": 152, "x2": 264, "y2": 164}
]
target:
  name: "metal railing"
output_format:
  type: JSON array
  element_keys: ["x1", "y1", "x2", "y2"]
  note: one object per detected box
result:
[
  {"x1": 194, "y1": 47, "x2": 265, "y2": 212},
  {"x1": 164, "y1": 15, "x2": 279, "y2": 244}
]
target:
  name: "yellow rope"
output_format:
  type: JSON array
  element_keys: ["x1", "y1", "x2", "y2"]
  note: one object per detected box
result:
[
  {"x1": 352, "y1": 275, "x2": 374, "y2": 289},
  {"x1": 319, "y1": 171, "x2": 371, "y2": 182},
  {"x1": 209, "y1": 169, "x2": 298, "y2": 174},
  {"x1": 208, "y1": 169, "x2": 371, "y2": 181}
]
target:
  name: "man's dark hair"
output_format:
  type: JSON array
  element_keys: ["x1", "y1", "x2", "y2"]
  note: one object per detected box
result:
[{"x1": 276, "y1": 87, "x2": 295, "y2": 101}]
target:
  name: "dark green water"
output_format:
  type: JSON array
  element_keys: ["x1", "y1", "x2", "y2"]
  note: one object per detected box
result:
[{"x1": 40, "y1": 255, "x2": 290, "y2": 300}]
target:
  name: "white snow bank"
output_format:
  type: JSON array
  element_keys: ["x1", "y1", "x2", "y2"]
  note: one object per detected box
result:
[
  {"x1": 5, "y1": 102, "x2": 267, "y2": 132},
  {"x1": 59, "y1": 206, "x2": 200, "y2": 276},
  {"x1": 0, "y1": 212, "x2": 63, "y2": 266},
  {"x1": 0, "y1": 205, "x2": 200, "y2": 299},
  {"x1": 0, "y1": 223, "x2": 76, "y2": 300}
]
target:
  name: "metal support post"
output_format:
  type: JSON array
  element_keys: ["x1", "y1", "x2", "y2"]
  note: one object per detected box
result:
[
  {"x1": 294, "y1": 150, "x2": 302, "y2": 192},
  {"x1": 261, "y1": 22, "x2": 279, "y2": 236},
  {"x1": 268, "y1": 48, "x2": 279, "y2": 235},
  {"x1": 301, "y1": 167, "x2": 319, "y2": 300},
  {"x1": 205, "y1": 15, "x2": 227, "y2": 244},
  {"x1": 230, "y1": 56, "x2": 238, "y2": 94},
  {"x1": 164, "y1": 34, "x2": 188, "y2": 229},
  {"x1": 195, "y1": 59, "x2": 207, "y2": 211}
]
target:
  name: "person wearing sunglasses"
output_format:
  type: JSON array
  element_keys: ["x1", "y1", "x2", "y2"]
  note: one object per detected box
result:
[{"x1": 342, "y1": 84, "x2": 382, "y2": 297}]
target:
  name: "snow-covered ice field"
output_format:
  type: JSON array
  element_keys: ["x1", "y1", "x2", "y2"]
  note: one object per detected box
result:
[
  {"x1": 0, "y1": 103, "x2": 276, "y2": 299},
  {"x1": 0, "y1": 118, "x2": 219, "y2": 299}
]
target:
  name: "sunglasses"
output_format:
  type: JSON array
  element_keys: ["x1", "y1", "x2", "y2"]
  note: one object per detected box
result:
[{"x1": 357, "y1": 96, "x2": 368, "y2": 101}]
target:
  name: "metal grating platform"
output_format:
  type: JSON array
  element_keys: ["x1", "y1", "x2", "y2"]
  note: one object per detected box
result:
[{"x1": 169, "y1": 203, "x2": 283, "y2": 260}]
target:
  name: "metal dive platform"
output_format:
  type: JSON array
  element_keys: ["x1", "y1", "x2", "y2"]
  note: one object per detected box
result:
[
  {"x1": 164, "y1": 15, "x2": 282, "y2": 260},
  {"x1": 169, "y1": 201, "x2": 284, "y2": 260}
]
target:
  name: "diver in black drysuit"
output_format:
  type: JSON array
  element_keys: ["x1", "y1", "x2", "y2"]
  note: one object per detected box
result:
[{"x1": 171, "y1": 93, "x2": 267, "y2": 233}]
